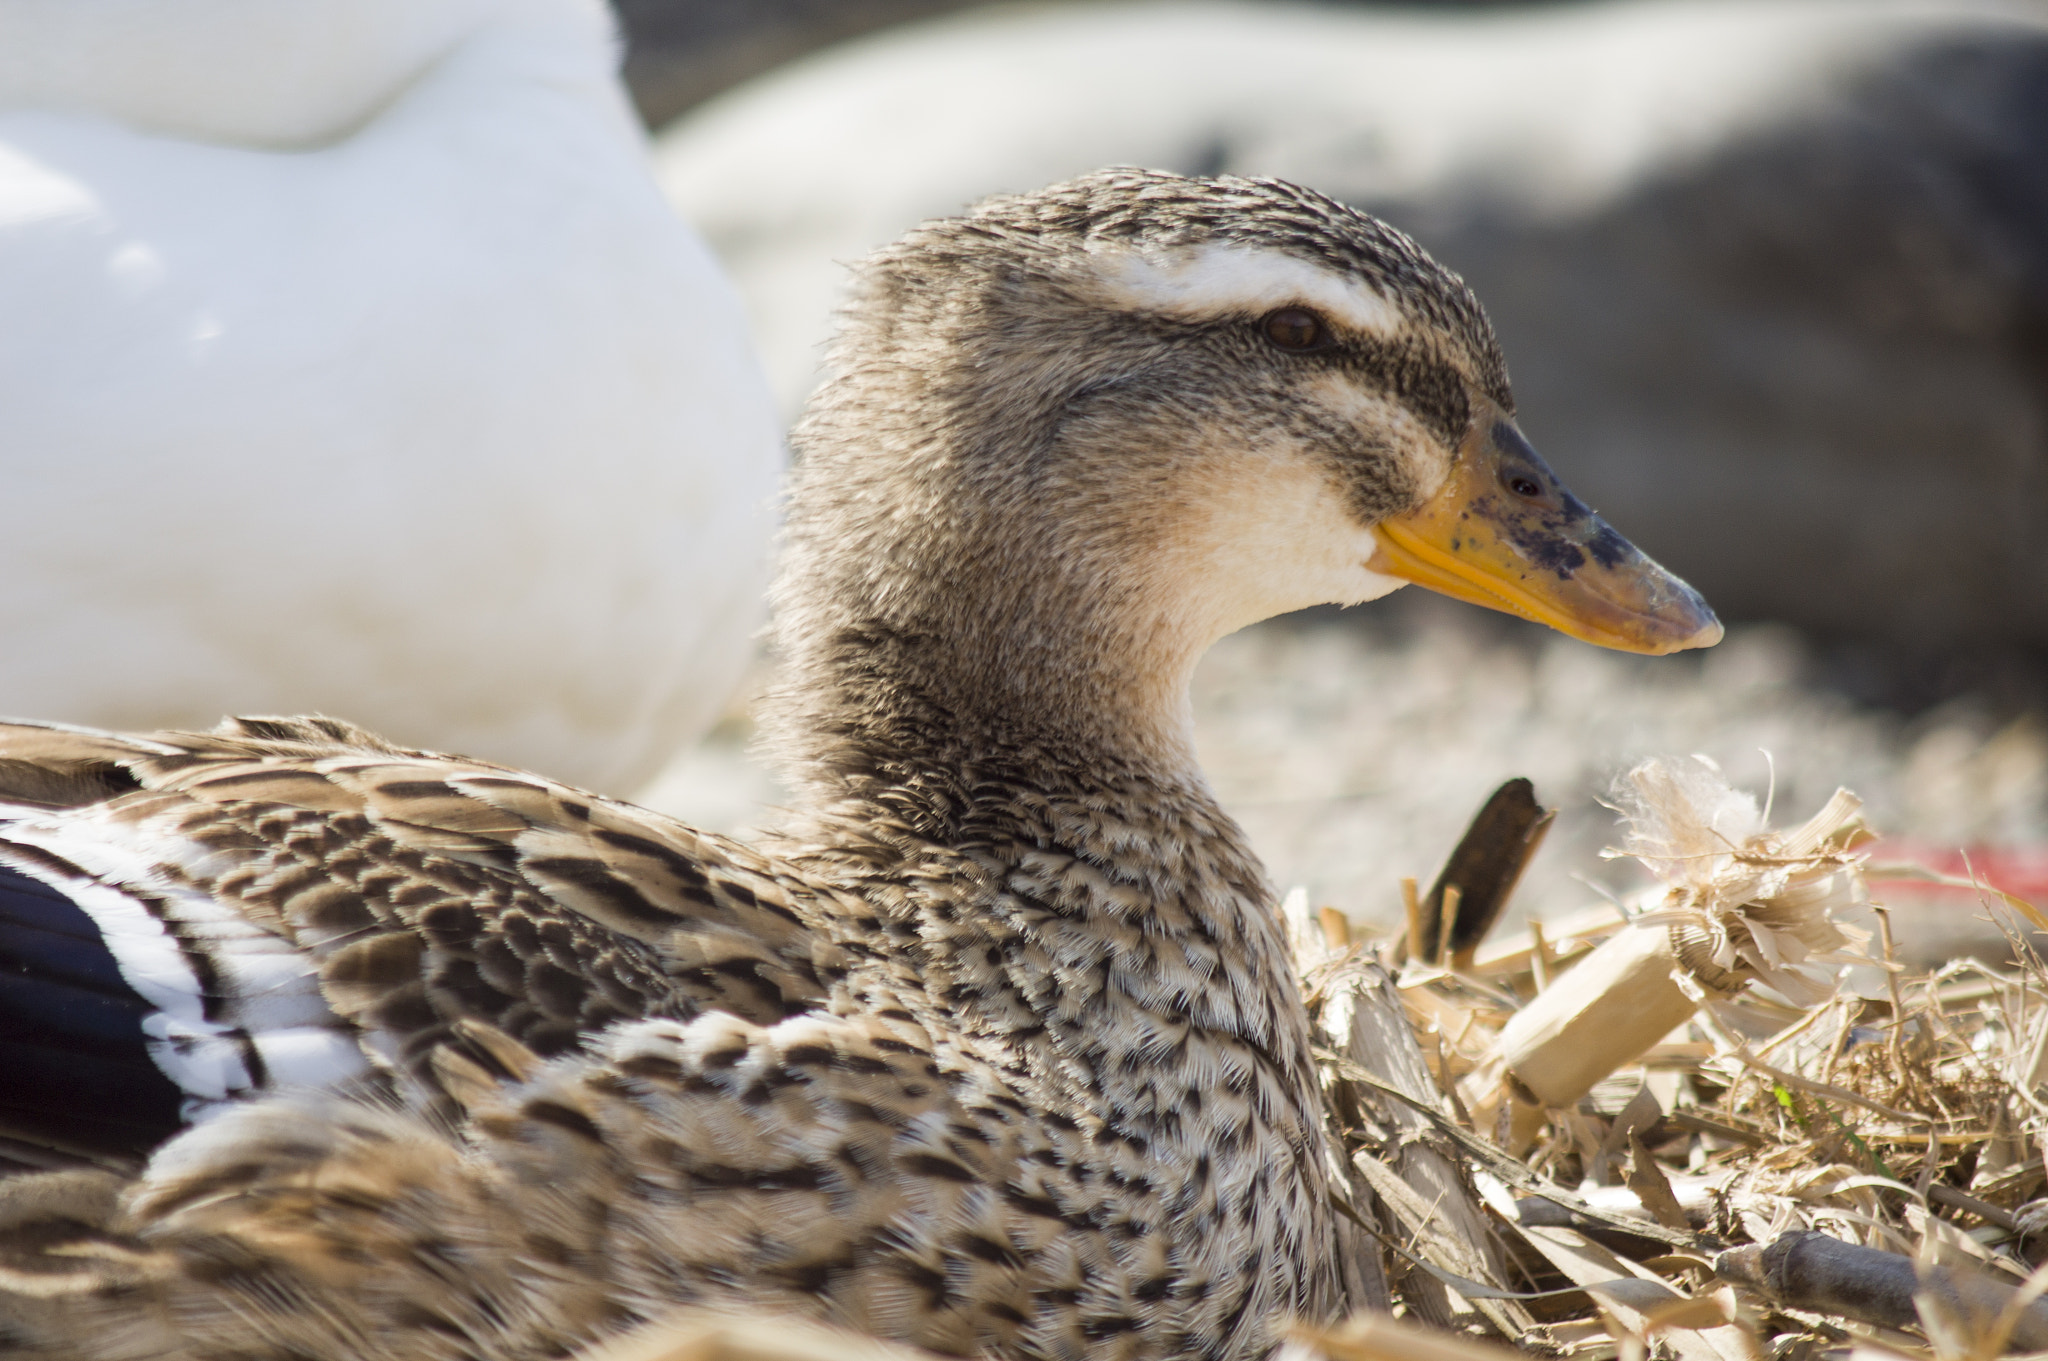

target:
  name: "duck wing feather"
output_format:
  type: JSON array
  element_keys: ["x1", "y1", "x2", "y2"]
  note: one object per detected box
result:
[{"x1": 0, "y1": 715, "x2": 836, "y2": 1161}]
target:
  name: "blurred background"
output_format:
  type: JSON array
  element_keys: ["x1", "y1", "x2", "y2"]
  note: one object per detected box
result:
[{"x1": 626, "y1": 0, "x2": 2048, "y2": 958}]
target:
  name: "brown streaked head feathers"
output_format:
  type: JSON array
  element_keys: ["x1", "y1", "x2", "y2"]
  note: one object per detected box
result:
[{"x1": 769, "y1": 169, "x2": 1514, "y2": 811}]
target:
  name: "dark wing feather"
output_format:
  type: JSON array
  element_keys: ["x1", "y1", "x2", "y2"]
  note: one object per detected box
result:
[{"x1": 0, "y1": 864, "x2": 185, "y2": 1164}]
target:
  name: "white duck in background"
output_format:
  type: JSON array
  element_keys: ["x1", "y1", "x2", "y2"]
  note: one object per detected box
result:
[{"x1": 0, "y1": 0, "x2": 783, "y2": 794}]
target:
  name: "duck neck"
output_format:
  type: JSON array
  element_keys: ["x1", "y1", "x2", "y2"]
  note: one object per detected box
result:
[
  {"x1": 766, "y1": 411, "x2": 1234, "y2": 821},
  {"x1": 771, "y1": 586, "x2": 1325, "y2": 1145},
  {"x1": 764, "y1": 333, "x2": 1337, "y2": 1315},
  {"x1": 763, "y1": 358, "x2": 1327, "y2": 1118},
  {"x1": 768, "y1": 591, "x2": 1210, "y2": 827}
]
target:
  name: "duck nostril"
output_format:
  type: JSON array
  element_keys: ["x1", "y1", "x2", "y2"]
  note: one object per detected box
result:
[{"x1": 1505, "y1": 474, "x2": 1543, "y2": 499}]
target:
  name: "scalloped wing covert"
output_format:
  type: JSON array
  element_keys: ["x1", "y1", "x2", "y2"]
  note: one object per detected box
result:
[{"x1": 0, "y1": 716, "x2": 842, "y2": 1137}]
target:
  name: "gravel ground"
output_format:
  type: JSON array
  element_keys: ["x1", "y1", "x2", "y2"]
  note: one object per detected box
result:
[{"x1": 643, "y1": 601, "x2": 2048, "y2": 967}]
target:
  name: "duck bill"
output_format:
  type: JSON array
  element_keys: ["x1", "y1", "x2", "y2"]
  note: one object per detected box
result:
[{"x1": 1367, "y1": 407, "x2": 1722, "y2": 655}]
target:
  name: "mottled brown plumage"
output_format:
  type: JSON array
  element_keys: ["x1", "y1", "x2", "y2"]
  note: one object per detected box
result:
[{"x1": 0, "y1": 169, "x2": 1533, "y2": 1360}]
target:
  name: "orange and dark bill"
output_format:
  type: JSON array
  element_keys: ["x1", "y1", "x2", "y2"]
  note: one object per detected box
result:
[{"x1": 1369, "y1": 402, "x2": 1722, "y2": 655}]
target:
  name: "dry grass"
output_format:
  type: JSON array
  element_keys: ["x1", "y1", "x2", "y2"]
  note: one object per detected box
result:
[{"x1": 1295, "y1": 760, "x2": 2048, "y2": 1361}]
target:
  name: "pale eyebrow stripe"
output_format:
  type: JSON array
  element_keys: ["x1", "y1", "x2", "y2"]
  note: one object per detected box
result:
[{"x1": 1090, "y1": 243, "x2": 1403, "y2": 338}]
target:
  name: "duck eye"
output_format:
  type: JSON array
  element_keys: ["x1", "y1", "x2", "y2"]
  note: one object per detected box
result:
[
  {"x1": 1261, "y1": 307, "x2": 1326, "y2": 352},
  {"x1": 1504, "y1": 473, "x2": 1543, "y2": 498}
]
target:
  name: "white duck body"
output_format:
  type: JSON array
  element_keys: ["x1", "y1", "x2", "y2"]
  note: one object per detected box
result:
[{"x1": 0, "y1": 0, "x2": 783, "y2": 794}]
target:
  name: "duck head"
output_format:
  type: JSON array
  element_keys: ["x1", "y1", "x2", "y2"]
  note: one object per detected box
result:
[{"x1": 776, "y1": 169, "x2": 1718, "y2": 780}]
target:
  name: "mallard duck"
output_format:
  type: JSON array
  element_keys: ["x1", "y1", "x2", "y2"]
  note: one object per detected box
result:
[
  {"x1": 0, "y1": 169, "x2": 1717, "y2": 1361},
  {"x1": 0, "y1": 0, "x2": 782, "y2": 793}
]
